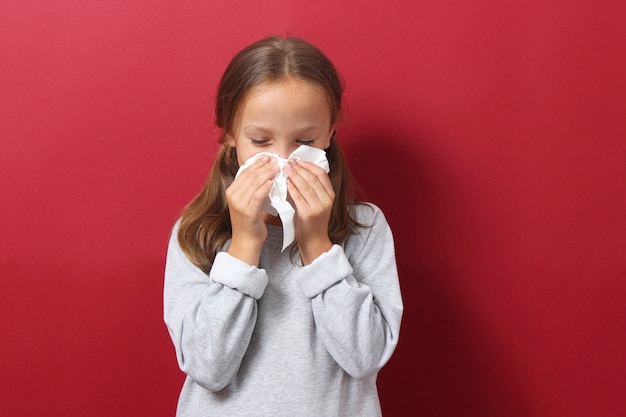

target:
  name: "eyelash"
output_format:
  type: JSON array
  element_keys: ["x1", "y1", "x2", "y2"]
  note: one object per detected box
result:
[{"x1": 249, "y1": 138, "x2": 315, "y2": 145}]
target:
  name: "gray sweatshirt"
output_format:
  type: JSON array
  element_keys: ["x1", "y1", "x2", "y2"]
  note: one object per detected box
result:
[{"x1": 164, "y1": 203, "x2": 403, "y2": 416}]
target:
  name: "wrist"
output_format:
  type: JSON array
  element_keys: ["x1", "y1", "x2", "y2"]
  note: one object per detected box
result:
[
  {"x1": 299, "y1": 237, "x2": 333, "y2": 265},
  {"x1": 228, "y1": 234, "x2": 264, "y2": 266}
]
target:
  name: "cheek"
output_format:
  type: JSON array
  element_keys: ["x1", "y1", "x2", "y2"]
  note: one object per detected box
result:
[
  {"x1": 236, "y1": 151, "x2": 250, "y2": 166},
  {"x1": 320, "y1": 131, "x2": 333, "y2": 149},
  {"x1": 234, "y1": 145, "x2": 258, "y2": 166}
]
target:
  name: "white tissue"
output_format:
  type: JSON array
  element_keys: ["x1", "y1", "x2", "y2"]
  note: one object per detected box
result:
[{"x1": 235, "y1": 145, "x2": 330, "y2": 251}]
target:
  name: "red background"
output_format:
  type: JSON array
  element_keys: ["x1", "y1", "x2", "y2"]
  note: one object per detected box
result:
[{"x1": 2, "y1": 1, "x2": 625, "y2": 416}]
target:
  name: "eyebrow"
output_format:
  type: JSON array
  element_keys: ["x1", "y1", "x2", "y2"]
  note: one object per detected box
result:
[{"x1": 242, "y1": 125, "x2": 323, "y2": 134}]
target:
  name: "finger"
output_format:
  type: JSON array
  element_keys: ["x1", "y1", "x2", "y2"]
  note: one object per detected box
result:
[
  {"x1": 285, "y1": 176, "x2": 305, "y2": 207},
  {"x1": 237, "y1": 156, "x2": 278, "y2": 184},
  {"x1": 233, "y1": 158, "x2": 278, "y2": 196},
  {"x1": 286, "y1": 160, "x2": 333, "y2": 205},
  {"x1": 285, "y1": 163, "x2": 316, "y2": 207},
  {"x1": 236, "y1": 173, "x2": 276, "y2": 206},
  {"x1": 296, "y1": 159, "x2": 335, "y2": 198},
  {"x1": 228, "y1": 160, "x2": 278, "y2": 208}
]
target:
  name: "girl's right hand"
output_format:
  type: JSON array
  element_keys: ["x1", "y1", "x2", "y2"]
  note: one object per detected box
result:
[{"x1": 225, "y1": 156, "x2": 279, "y2": 266}]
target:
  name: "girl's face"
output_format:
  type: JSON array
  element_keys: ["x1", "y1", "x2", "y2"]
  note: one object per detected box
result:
[{"x1": 227, "y1": 78, "x2": 334, "y2": 165}]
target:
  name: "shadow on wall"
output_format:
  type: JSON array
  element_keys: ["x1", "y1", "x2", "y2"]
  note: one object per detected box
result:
[{"x1": 343, "y1": 124, "x2": 526, "y2": 417}]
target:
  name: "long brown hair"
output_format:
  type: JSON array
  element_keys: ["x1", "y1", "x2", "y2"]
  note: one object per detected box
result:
[{"x1": 178, "y1": 36, "x2": 361, "y2": 273}]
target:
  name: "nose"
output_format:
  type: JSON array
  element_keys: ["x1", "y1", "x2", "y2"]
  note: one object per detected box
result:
[{"x1": 276, "y1": 144, "x2": 292, "y2": 160}]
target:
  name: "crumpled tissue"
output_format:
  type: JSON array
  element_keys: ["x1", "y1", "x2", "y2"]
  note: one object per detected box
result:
[{"x1": 235, "y1": 145, "x2": 330, "y2": 251}]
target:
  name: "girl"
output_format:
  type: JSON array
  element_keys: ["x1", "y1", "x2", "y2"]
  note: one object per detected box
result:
[{"x1": 164, "y1": 36, "x2": 403, "y2": 417}]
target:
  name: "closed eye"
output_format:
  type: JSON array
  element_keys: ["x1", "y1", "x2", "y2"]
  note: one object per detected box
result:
[
  {"x1": 296, "y1": 139, "x2": 315, "y2": 145},
  {"x1": 250, "y1": 138, "x2": 269, "y2": 145}
]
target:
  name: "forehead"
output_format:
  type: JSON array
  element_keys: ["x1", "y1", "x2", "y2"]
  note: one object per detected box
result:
[
  {"x1": 244, "y1": 78, "x2": 328, "y2": 106},
  {"x1": 235, "y1": 79, "x2": 332, "y2": 129}
]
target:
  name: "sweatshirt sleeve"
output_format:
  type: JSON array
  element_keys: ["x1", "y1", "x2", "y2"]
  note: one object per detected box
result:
[
  {"x1": 294, "y1": 204, "x2": 403, "y2": 379},
  {"x1": 163, "y1": 224, "x2": 268, "y2": 391}
]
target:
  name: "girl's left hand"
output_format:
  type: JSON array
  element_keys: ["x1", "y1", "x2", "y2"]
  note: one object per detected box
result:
[{"x1": 285, "y1": 159, "x2": 335, "y2": 265}]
